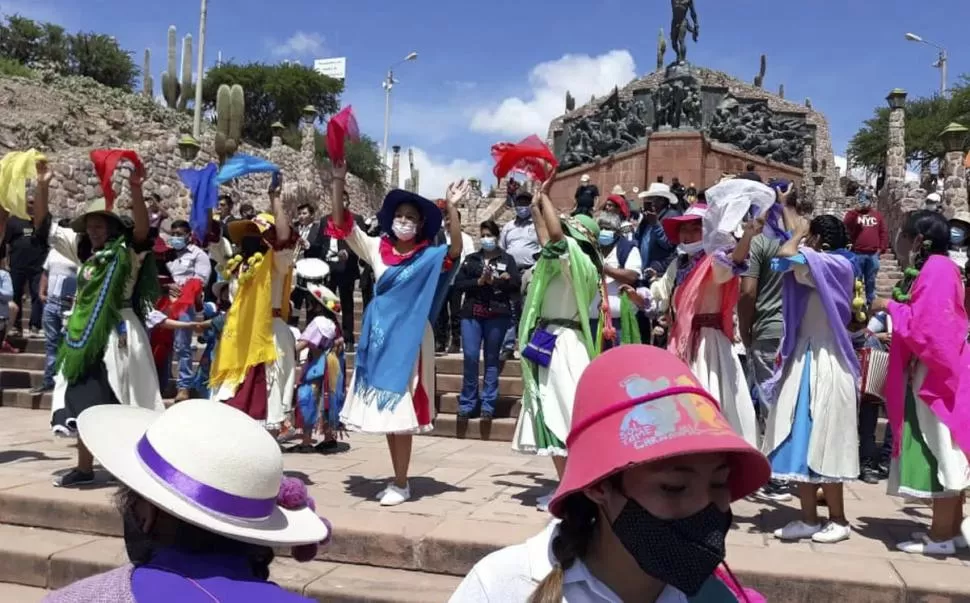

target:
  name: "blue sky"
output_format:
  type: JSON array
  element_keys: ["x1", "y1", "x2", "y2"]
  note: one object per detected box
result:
[{"x1": 5, "y1": 0, "x2": 969, "y2": 194}]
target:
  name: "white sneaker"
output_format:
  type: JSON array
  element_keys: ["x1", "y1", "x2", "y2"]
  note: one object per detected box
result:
[
  {"x1": 379, "y1": 483, "x2": 411, "y2": 506},
  {"x1": 375, "y1": 485, "x2": 389, "y2": 500},
  {"x1": 911, "y1": 531, "x2": 968, "y2": 549},
  {"x1": 773, "y1": 520, "x2": 821, "y2": 541},
  {"x1": 897, "y1": 535, "x2": 957, "y2": 556},
  {"x1": 536, "y1": 493, "x2": 553, "y2": 513},
  {"x1": 811, "y1": 521, "x2": 851, "y2": 544}
]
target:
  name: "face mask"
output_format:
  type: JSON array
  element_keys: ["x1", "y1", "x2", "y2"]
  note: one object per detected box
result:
[
  {"x1": 169, "y1": 236, "x2": 187, "y2": 251},
  {"x1": 392, "y1": 218, "x2": 418, "y2": 241},
  {"x1": 610, "y1": 499, "x2": 732, "y2": 596},
  {"x1": 678, "y1": 240, "x2": 704, "y2": 256},
  {"x1": 515, "y1": 206, "x2": 531, "y2": 219},
  {"x1": 951, "y1": 227, "x2": 967, "y2": 247},
  {"x1": 598, "y1": 230, "x2": 617, "y2": 247},
  {"x1": 122, "y1": 508, "x2": 154, "y2": 565},
  {"x1": 480, "y1": 237, "x2": 497, "y2": 251},
  {"x1": 858, "y1": 200, "x2": 871, "y2": 210}
]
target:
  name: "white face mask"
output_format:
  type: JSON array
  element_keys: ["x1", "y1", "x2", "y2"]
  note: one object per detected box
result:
[
  {"x1": 678, "y1": 240, "x2": 704, "y2": 257},
  {"x1": 392, "y1": 218, "x2": 417, "y2": 241}
]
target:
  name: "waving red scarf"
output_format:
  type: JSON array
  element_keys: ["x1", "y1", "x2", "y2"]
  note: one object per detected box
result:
[
  {"x1": 491, "y1": 135, "x2": 558, "y2": 181},
  {"x1": 326, "y1": 106, "x2": 360, "y2": 165},
  {"x1": 90, "y1": 149, "x2": 144, "y2": 209}
]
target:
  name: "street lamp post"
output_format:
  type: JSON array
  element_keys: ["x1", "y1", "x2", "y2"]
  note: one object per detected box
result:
[
  {"x1": 905, "y1": 32, "x2": 948, "y2": 96},
  {"x1": 381, "y1": 52, "x2": 418, "y2": 176},
  {"x1": 192, "y1": 0, "x2": 208, "y2": 138}
]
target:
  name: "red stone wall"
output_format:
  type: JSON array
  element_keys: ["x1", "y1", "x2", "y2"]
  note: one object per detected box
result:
[{"x1": 548, "y1": 133, "x2": 804, "y2": 211}]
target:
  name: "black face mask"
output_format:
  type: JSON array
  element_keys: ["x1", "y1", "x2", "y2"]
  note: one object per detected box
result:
[
  {"x1": 122, "y1": 508, "x2": 154, "y2": 565},
  {"x1": 610, "y1": 499, "x2": 732, "y2": 596}
]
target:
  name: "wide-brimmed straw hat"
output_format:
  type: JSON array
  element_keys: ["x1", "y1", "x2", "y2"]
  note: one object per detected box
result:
[
  {"x1": 639, "y1": 182, "x2": 678, "y2": 206},
  {"x1": 227, "y1": 212, "x2": 277, "y2": 245},
  {"x1": 70, "y1": 198, "x2": 124, "y2": 234},
  {"x1": 76, "y1": 399, "x2": 330, "y2": 547},
  {"x1": 549, "y1": 345, "x2": 770, "y2": 518},
  {"x1": 661, "y1": 203, "x2": 708, "y2": 245}
]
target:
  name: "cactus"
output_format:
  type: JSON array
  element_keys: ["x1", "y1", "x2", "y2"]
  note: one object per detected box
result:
[
  {"x1": 754, "y1": 54, "x2": 766, "y2": 88},
  {"x1": 657, "y1": 28, "x2": 667, "y2": 70},
  {"x1": 162, "y1": 26, "x2": 179, "y2": 108},
  {"x1": 215, "y1": 83, "x2": 245, "y2": 163},
  {"x1": 805, "y1": 98, "x2": 813, "y2": 109},
  {"x1": 143, "y1": 49, "x2": 153, "y2": 98},
  {"x1": 178, "y1": 34, "x2": 193, "y2": 111},
  {"x1": 778, "y1": 83, "x2": 785, "y2": 99}
]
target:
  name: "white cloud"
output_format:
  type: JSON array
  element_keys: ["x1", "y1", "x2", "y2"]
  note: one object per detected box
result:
[
  {"x1": 389, "y1": 147, "x2": 490, "y2": 199},
  {"x1": 834, "y1": 155, "x2": 920, "y2": 184},
  {"x1": 470, "y1": 50, "x2": 637, "y2": 138},
  {"x1": 269, "y1": 32, "x2": 326, "y2": 58}
]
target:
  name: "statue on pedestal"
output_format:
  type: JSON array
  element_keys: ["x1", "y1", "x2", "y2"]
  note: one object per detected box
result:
[{"x1": 670, "y1": 0, "x2": 699, "y2": 64}]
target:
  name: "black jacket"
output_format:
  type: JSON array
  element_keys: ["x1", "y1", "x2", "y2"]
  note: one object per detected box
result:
[
  {"x1": 304, "y1": 216, "x2": 365, "y2": 280},
  {"x1": 453, "y1": 250, "x2": 521, "y2": 319}
]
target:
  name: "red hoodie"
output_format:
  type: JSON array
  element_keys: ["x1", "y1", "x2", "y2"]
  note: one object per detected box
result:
[{"x1": 843, "y1": 208, "x2": 888, "y2": 254}]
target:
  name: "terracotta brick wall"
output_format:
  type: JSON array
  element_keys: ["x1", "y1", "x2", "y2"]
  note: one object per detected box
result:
[{"x1": 548, "y1": 133, "x2": 804, "y2": 211}]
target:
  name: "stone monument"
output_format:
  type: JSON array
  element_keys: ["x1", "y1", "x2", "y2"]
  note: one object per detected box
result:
[{"x1": 669, "y1": 0, "x2": 699, "y2": 64}]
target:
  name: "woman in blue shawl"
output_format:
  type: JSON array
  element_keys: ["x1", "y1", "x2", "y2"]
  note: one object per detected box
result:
[{"x1": 327, "y1": 161, "x2": 468, "y2": 506}]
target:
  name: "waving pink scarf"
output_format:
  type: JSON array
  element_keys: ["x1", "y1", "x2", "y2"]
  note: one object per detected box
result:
[
  {"x1": 668, "y1": 254, "x2": 738, "y2": 363},
  {"x1": 885, "y1": 254, "x2": 970, "y2": 459}
]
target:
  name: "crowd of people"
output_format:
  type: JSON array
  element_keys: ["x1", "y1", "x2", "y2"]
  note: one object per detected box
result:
[{"x1": 1, "y1": 152, "x2": 969, "y2": 601}]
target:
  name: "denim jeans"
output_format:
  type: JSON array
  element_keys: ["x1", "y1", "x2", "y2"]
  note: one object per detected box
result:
[
  {"x1": 459, "y1": 316, "x2": 512, "y2": 416},
  {"x1": 42, "y1": 297, "x2": 68, "y2": 388},
  {"x1": 172, "y1": 310, "x2": 195, "y2": 390},
  {"x1": 856, "y1": 252, "x2": 880, "y2": 304}
]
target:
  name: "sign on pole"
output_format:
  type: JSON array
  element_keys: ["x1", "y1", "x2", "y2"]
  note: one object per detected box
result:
[{"x1": 314, "y1": 57, "x2": 347, "y2": 80}]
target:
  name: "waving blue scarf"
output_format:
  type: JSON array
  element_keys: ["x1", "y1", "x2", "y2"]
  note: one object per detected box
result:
[
  {"x1": 215, "y1": 154, "x2": 280, "y2": 185},
  {"x1": 178, "y1": 163, "x2": 219, "y2": 243},
  {"x1": 354, "y1": 244, "x2": 455, "y2": 411}
]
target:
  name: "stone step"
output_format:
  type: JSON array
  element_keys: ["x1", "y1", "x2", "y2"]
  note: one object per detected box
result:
[
  {"x1": 0, "y1": 582, "x2": 45, "y2": 602},
  {"x1": 0, "y1": 522, "x2": 460, "y2": 602},
  {"x1": 429, "y1": 414, "x2": 517, "y2": 442},
  {"x1": 437, "y1": 392, "x2": 521, "y2": 419},
  {"x1": 0, "y1": 483, "x2": 542, "y2": 578}
]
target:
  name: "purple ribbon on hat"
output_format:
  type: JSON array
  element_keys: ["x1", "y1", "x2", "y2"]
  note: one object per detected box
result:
[{"x1": 136, "y1": 436, "x2": 276, "y2": 520}]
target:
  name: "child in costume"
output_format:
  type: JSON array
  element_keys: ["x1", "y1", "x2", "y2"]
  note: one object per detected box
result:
[
  {"x1": 291, "y1": 271, "x2": 347, "y2": 454},
  {"x1": 873, "y1": 210, "x2": 970, "y2": 556},
  {"x1": 762, "y1": 215, "x2": 861, "y2": 545}
]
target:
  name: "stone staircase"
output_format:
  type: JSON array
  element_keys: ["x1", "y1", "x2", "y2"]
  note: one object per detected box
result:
[
  {"x1": 0, "y1": 294, "x2": 524, "y2": 443},
  {"x1": 874, "y1": 252, "x2": 902, "y2": 301}
]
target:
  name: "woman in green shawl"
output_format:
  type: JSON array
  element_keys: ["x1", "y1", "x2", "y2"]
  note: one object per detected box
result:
[
  {"x1": 30, "y1": 160, "x2": 164, "y2": 488},
  {"x1": 512, "y1": 181, "x2": 603, "y2": 512}
]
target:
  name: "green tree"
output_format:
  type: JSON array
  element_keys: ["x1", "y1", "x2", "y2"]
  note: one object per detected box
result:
[
  {"x1": 314, "y1": 131, "x2": 384, "y2": 185},
  {"x1": 848, "y1": 79, "x2": 970, "y2": 172},
  {"x1": 68, "y1": 32, "x2": 138, "y2": 91},
  {"x1": 202, "y1": 62, "x2": 343, "y2": 147},
  {"x1": 0, "y1": 15, "x2": 69, "y2": 67}
]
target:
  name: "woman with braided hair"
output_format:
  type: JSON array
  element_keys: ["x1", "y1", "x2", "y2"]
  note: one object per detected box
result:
[
  {"x1": 871, "y1": 210, "x2": 970, "y2": 556},
  {"x1": 451, "y1": 345, "x2": 768, "y2": 602},
  {"x1": 761, "y1": 214, "x2": 861, "y2": 545}
]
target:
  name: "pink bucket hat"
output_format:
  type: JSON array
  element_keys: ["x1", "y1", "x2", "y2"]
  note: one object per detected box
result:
[
  {"x1": 661, "y1": 203, "x2": 708, "y2": 245},
  {"x1": 549, "y1": 345, "x2": 770, "y2": 518}
]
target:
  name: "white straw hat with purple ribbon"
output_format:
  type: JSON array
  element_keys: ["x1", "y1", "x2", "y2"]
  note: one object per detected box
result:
[{"x1": 76, "y1": 400, "x2": 331, "y2": 554}]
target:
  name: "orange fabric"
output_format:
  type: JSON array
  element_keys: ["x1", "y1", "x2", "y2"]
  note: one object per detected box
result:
[{"x1": 667, "y1": 255, "x2": 738, "y2": 363}]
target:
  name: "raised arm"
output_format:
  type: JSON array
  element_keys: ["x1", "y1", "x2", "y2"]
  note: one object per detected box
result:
[
  {"x1": 530, "y1": 198, "x2": 550, "y2": 246},
  {"x1": 32, "y1": 160, "x2": 53, "y2": 230},
  {"x1": 445, "y1": 180, "x2": 471, "y2": 260},
  {"x1": 129, "y1": 166, "x2": 150, "y2": 244},
  {"x1": 270, "y1": 175, "x2": 290, "y2": 244},
  {"x1": 330, "y1": 161, "x2": 348, "y2": 230}
]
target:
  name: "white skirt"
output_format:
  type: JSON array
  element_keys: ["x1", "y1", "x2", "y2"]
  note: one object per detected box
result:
[
  {"x1": 50, "y1": 308, "x2": 164, "y2": 434},
  {"x1": 691, "y1": 327, "x2": 758, "y2": 447},
  {"x1": 339, "y1": 322, "x2": 436, "y2": 435},
  {"x1": 210, "y1": 317, "x2": 296, "y2": 431},
  {"x1": 513, "y1": 324, "x2": 590, "y2": 457}
]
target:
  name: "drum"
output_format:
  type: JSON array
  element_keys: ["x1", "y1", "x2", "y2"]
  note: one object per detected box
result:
[{"x1": 858, "y1": 348, "x2": 889, "y2": 401}]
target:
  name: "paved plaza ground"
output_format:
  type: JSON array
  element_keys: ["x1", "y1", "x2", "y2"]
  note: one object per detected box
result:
[{"x1": 1, "y1": 406, "x2": 970, "y2": 601}]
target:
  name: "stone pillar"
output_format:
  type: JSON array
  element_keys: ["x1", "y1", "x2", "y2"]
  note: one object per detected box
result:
[
  {"x1": 812, "y1": 174, "x2": 826, "y2": 214},
  {"x1": 941, "y1": 122, "x2": 969, "y2": 219},
  {"x1": 801, "y1": 143, "x2": 815, "y2": 201},
  {"x1": 884, "y1": 89, "x2": 907, "y2": 205},
  {"x1": 466, "y1": 178, "x2": 483, "y2": 225},
  {"x1": 390, "y1": 145, "x2": 401, "y2": 189}
]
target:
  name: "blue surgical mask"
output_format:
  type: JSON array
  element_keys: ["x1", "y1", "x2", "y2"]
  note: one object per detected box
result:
[
  {"x1": 480, "y1": 237, "x2": 497, "y2": 251},
  {"x1": 950, "y1": 226, "x2": 967, "y2": 247},
  {"x1": 170, "y1": 236, "x2": 187, "y2": 251},
  {"x1": 598, "y1": 230, "x2": 617, "y2": 247},
  {"x1": 515, "y1": 206, "x2": 531, "y2": 219}
]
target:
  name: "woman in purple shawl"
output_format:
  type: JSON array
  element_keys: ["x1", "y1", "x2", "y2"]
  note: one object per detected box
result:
[{"x1": 762, "y1": 216, "x2": 861, "y2": 546}]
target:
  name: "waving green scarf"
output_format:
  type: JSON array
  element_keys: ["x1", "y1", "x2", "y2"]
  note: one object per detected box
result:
[
  {"x1": 517, "y1": 237, "x2": 599, "y2": 450},
  {"x1": 595, "y1": 293, "x2": 642, "y2": 353},
  {"x1": 56, "y1": 236, "x2": 132, "y2": 384}
]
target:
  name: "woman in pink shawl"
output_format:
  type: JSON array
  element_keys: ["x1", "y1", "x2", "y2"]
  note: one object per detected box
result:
[{"x1": 871, "y1": 210, "x2": 970, "y2": 556}]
